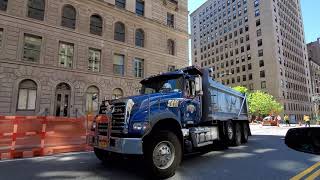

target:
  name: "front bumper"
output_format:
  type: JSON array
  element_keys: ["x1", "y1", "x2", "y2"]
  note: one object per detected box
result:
[{"x1": 88, "y1": 135, "x2": 143, "y2": 155}]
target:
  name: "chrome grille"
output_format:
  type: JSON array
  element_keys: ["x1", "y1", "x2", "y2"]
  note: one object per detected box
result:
[
  {"x1": 111, "y1": 102, "x2": 126, "y2": 134},
  {"x1": 97, "y1": 123, "x2": 109, "y2": 136}
]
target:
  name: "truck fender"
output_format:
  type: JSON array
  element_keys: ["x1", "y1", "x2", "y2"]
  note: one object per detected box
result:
[{"x1": 142, "y1": 111, "x2": 184, "y2": 151}]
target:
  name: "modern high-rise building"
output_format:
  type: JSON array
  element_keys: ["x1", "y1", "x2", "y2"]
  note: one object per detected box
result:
[
  {"x1": 191, "y1": 0, "x2": 312, "y2": 121},
  {"x1": 0, "y1": 0, "x2": 188, "y2": 116}
]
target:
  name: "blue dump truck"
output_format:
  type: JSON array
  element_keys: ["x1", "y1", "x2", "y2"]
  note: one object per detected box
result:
[{"x1": 88, "y1": 66, "x2": 250, "y2": 178}]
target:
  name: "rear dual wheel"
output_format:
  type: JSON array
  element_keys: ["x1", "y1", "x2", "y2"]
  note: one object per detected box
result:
[{"x1": 226, "y1": 121, "x2": 247, "y2": 146}]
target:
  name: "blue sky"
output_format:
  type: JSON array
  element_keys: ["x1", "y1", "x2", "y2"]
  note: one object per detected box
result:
[{"x1": 188, "y1": 0, "x2": 320, "y2": 43}]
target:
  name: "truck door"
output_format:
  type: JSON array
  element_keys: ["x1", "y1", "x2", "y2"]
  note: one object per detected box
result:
[{"x1": 184, "y1": 79, "x2": 201, "y2": 124}]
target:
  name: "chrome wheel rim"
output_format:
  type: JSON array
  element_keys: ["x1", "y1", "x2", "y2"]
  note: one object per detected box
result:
[
  {"x1": 228, "y1": 124, "x2": 234, "y2": 140},
  {"x1": 152, "y1": 141, "x2": 175, "y2": 170}
]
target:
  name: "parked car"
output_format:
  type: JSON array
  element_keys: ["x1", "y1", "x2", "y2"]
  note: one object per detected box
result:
[{"x1": 262, "y1": 116, "x2": 278, "y2": 126}]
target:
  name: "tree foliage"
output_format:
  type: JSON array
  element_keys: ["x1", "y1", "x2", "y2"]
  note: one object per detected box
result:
[
  {"x1": 233, "y1": 87, "x2": 283, "y2": 116},
  {"x1": 233, "y1": 86, "x2": 248, "y2": 94}
]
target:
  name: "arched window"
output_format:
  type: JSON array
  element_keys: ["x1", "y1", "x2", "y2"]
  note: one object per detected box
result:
[
  {"x1": 86, "y1": 86, "x2": 99, "y2": 113},
  {"x1": 135, "y1": 29, "x2": 144, "y2": 47},
  {"x1": 61, "y1": 5, "x2": 76, "y2": 29},
  {"x1": 27, "y1": 0, "x2": 45, "y2": 20},
  {"x1": 112, "y1": 88, "x2": 123, "y2": 100},
  {"x1": 90, "y1": 14, "x2": 103, "y2": 36},
  {"x1": 167, "y1": 39, "x2": 175, "y2": 55},
  {"x1": 0, "y1": 0, "x2": 8, "y2": 11},
  {"x1": 17, "y1": 79, "x2": 37, "y2": 110},
  {"x1": 114, "y1": 22, "x2": 125, "y2": 42}
]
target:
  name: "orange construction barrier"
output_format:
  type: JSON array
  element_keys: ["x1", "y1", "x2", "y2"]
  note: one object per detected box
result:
[{"x1": 0, "y1": 115, "x2": 99, "y2": 160}]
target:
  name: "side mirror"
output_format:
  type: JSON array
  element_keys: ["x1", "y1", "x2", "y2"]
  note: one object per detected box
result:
[
  {"x1": 195, "y1": 76, "x2": 203, "y2": 95},
  {"x1": 285, "y1": 127, "x2": 320, "y2": 155}
]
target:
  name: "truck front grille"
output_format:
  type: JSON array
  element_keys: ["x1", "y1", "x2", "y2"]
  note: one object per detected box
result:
[
  {"x1": 111, "y1": 102, "x2": 126, "y2": 135},
  {"x1": 97, "y1": 123, "x2": 109, "y2": 136}
]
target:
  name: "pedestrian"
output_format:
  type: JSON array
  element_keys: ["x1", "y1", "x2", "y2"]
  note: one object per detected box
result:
[
  {"x1": 304, "y1": 115, "x2": 311, "y2": 127},
  {"x1": 284, "y1": 114, "x2": 290, "y2": 126}
]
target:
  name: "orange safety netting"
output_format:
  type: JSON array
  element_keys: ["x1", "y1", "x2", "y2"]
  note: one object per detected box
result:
[{"x1": 0, "y1": 115, "x2": 97, "y2": 160}]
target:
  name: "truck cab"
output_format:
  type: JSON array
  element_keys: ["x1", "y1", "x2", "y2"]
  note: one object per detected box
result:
[{"x1": 89, "y1": 66, "x2": 250, "y2": 179}]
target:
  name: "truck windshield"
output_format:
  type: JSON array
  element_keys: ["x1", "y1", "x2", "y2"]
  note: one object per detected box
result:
[{"x1": 141, "y1": 76, "x2": 184, "y2": 94}]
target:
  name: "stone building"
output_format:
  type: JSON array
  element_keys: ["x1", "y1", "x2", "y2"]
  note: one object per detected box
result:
[
  {"x1": 0, "y1": 0, "x2": 189, "y2": 116},
  {"x1": 308, "y1": 38, "x2": 320, "y2": 116},
  {"x1": 190, "y1": 0, "x2": 312, "y2": 122}
]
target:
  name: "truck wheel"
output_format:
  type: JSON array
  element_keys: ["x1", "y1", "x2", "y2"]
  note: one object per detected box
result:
[
  {"x1": 144, "y1": 131, "x2": 182, "y2": 179},
  {"x1": 242, "y1": 123, "x2": 249, "y2": 143},
  {"x1": 234, "y1": 123, "x2": 242, "y2": 146},
  {"x1": 94, "y1": 147, "x2": 112, "y2": 163},
  {"x1": 225, "y1": 121, "x2": 235, "y2": 145}
]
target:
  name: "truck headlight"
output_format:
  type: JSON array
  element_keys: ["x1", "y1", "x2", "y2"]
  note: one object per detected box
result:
[
  {"x1": 91, "y1": 121, "x2": 97, "y2": 131},
  {"x1": 127, "y1": 99, "x2": 135, "y2": 113},
  {"x1": 133, "y1": 122, "x2": 150, "y2": 131}
]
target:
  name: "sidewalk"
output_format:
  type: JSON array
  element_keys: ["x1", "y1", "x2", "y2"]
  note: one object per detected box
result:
[{"x1": 249, "y1": 124, "x2": 320, "y2": 136}]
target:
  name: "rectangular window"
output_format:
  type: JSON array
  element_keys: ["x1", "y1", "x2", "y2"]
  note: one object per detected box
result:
[
  {"x1": 168, "y1": 65, "x2": 176, "y2": 72},
  {"x1": 88, "y1": 48, "x2": 101, "y2": 72},
  {"x1": 58, "y1": 42, "x2": 74, "y2": 68},
  {"x1": 27, "y1": 0, "x2": 45, "y2": 21},
  {"x1": 258, "y1": 49, "x2": 263, "y2": 57},
  {"x1": 134, "y1": 58, "x2": 144, "y2": 78},
  {"x1": 167, "y1": 13, "x2": 174, "y2": 28},
  {"x1": 260, "y1": 70, "x2": 265, "y2": 78},
  {"x1": 136, "y1": 0, "x2": 144, "y2": 16},
  {"x1": 257, "y1": 39, "x2": 263, "y2": 47},
  {"x1": 257, "y1": 29, "x2": 262, "y2": 36},
  {"x1": 113, "y1": 54, "x2": 125, "y2": 76},
  {"x1": 115, "y1": 0, "x2": 126, "y2": 9},
  {"x1": 23, "y1": 34, "x2": 42, "y2": 62},
  {"x1": 261, "y1": 81, "x2": 266, "y2": 89},
  {"x1": 255, "y1": 9, "x2": 260, "y2": 17},
  {"x1": 259, "y1": 60, "x2": 264, "y2": 67},
  {"x1": 0, "y1": 0, "x2": 8, "y2": 11},
  {"x1": 249, "y1": 83, "x2": 253, "y2": 90},
  {"x1": 256, "y1": 19, "x2": 261, "y2": 26}
]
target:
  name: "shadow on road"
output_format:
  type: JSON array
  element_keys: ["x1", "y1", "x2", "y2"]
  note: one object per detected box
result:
[{"x1": 0, "y1": 134, "x2": 318, "y2": 180}]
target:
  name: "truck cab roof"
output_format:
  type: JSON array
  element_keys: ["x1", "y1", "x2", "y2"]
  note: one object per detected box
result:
[{"x1": 140, "y1": 66, "x2": 203, "y2": 84}]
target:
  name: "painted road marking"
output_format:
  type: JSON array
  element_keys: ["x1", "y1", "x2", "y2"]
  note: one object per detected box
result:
[
  {"x1": 306, "y1": 169, "x2": 320, "y2": 180},
  {"x1": 290, "y1": 162, "x2": 320, "y2": 180}
]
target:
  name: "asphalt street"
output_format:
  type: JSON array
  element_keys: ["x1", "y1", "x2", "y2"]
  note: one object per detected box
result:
[{"x1": 0, "y1": 125, "x2": 319, "y2": 180}]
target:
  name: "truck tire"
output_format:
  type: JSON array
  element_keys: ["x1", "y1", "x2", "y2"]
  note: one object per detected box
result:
[
  {"x1": 225, "y1": 121, "x2": 235, "y2": 145},
  {"x1": 94, "y1": 147, "x2": 112, "y2": 163},
  {"x1": 144, "y1": 131, "x2": 182, "y2": 179},
  {"x1": 234, "y1": 123, "x2": 242, "y2": 146},
  {"x1": 241, "y1": 122, "x2": 249, "y2": 143}
]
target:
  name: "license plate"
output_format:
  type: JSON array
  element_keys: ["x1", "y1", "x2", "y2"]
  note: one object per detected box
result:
[
  {"x1": 99, "y1": 140, "x2": 108, "y2": 148},
  {"x1": 98, "y1": 136, "x2": 109, "y2": 148}
]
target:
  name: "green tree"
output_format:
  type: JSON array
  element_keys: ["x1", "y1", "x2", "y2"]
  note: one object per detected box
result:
[
  {"x1": 248, "y1": 91, "x2": 283, "y2": 116},
  {"x1": 233, "y1": 86, "x2": 248, "y2": 94},
  {"x1": 233, "y1": 86, "x2": 283, "y2": 116}
]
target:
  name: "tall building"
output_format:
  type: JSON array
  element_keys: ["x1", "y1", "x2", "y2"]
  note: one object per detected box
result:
[
  {"x1": 191, "y1": 0, "x2": 312, "y2": 121},
  {"x1": 308, "y1": 38, "x2": 320, "y2": 65},
  {"x1": 308, "y1": 38, "x2": 320, "y2": 116},
  {"x1": 0, "y1": 0, "x2": 189, "y2": 116}
]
